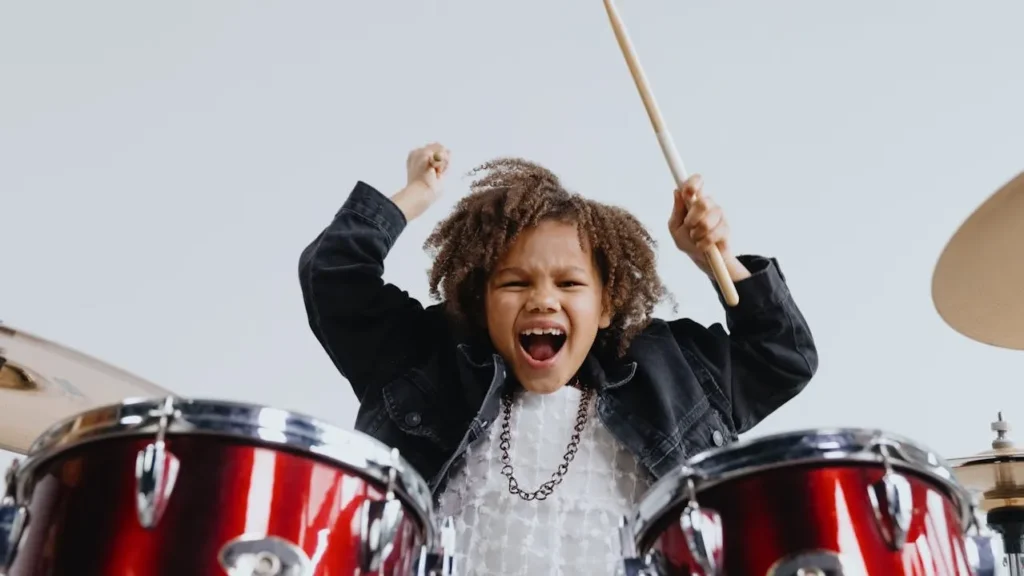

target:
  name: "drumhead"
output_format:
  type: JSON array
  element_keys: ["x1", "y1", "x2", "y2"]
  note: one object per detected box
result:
[
  {"x1": 13, "y1": 396, "x2": 435, "y2": 535},
  {"x1": 629, "y1": 427, "x2": 973, "y2": 548}
]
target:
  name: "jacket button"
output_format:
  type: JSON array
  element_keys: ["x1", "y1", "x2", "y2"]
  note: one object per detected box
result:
[
  {"x1": 712, "y1": 430, "x2": 725, "y2": 447},
  {"x1": 404, "y1": 412, "x2": 422, "y2": 427}
]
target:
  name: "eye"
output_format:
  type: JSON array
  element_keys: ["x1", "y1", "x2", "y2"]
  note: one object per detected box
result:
[
  {"x1": 500, "y1": 281, "x2": 528, "y2": 288},
  {"x1": 558, "y1": 280, "x2": 586, "y2": 288}
]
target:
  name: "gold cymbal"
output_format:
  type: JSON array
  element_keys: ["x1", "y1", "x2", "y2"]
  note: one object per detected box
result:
[
  {"x1": 933, "y1": 171, "x2": 1024, "y2": 350},
  {"x1": 950, "y1": 412, "x2": 1024, "y2": 511},
  {"x1": 0, "y1": 321, "x2": 170, "y2": 454}
]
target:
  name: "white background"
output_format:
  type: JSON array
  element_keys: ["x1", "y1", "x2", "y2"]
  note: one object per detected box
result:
[{"x1": 2, "y1": 1, "x2": 1022, "y2": 497}]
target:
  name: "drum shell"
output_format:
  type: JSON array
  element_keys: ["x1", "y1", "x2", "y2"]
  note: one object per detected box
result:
[
  {"x1": 5, "y1": 434, "x2": 427, "y2": 576},
  {"x1": 628, "y1": 429, "x2": 978, "y2": 576},
  {"x1": 648, "y1": 462, "x2": 974, "y2": 575}
]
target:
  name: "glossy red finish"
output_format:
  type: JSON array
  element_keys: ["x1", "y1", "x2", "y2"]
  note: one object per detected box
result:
[
  {"x1": 7, "y1": 435, "x2": 428, "y2": 575},
  {"x1": 647, "y1": 464, "x2": 975, "y2": 575}
]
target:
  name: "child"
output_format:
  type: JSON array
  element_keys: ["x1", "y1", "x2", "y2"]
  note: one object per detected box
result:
[{"x1": 299, "y1": 143, "x2": 817, "y2": 575}]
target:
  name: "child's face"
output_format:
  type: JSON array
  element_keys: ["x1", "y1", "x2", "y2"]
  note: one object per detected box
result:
[{"x1": 485, "y1": 220, "x2": 611, "y2": 394}]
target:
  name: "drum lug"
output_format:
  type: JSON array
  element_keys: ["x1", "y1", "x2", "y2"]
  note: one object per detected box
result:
[
  {"x1": 678, "y1": 477, "x2": 724, "y2": 576},
  {"x1": 360, "y1": 448, "x2": 407, "y2": 573},
  {"x1": 615, "y1": 517, "x2": 661, "y2": 576},
  {"x1": 416, "y1": 516, "x2": 457, "y2": 576},
  {"x1": 134, "y1": 396, "x2": 181, "y2": 530},
  {"x1": 867, "y1": 439, "x2": 913, "y2": 551},
  {"x1": 680, "y1": 503, "x2": 724, "y2": 576}
]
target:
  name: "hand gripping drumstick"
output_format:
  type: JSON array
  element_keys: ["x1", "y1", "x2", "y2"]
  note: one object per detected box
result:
[
  {"x1": 429, "y1": 151, "x2": 445, "y2": 177},
  {"x1": 602, "y1": 0, "x2": 740, "y2": 306}
]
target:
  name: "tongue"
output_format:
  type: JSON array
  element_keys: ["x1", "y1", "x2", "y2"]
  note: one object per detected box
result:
[{"x1": 526, "y1": 335, "x2": 558, "y2": 362}]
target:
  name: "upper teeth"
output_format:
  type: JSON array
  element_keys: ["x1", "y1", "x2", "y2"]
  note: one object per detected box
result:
[{"x1": 520, "y1": 328, "x2": 565, "y2": 336}]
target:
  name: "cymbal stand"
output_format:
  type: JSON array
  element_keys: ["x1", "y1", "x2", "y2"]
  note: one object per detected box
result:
[{"x1": 982, "y1": 414, "x2": 1023, "y2": 575}]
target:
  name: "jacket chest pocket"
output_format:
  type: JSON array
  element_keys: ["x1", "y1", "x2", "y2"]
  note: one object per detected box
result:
[
  {"x1": 644, "y1": 404, "x2": 739, "y2": 479},
  {"x1": 679, "y1": 407, "x2": 737, "y2": 460},
  {"x1": 379, "y1": 374, "x2": 452, "y2": 479}
]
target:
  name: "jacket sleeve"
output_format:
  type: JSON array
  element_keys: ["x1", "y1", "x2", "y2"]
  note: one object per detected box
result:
[
  {"x1": 672, "y1": 255, "x2": 818, "y2": 434},
  {"x1": 298, "y1": 181, "x2": 432, "y2": 401}
]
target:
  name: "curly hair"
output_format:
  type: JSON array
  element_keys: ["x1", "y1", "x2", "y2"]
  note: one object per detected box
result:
[{"x1": 423, "y1": 157, "x2": 671, "y2": 356}]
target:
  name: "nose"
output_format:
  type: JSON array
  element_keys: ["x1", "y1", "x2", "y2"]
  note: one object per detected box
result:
[{"x1": 527, "y1": 286, "x2": 560, "y2": 313}]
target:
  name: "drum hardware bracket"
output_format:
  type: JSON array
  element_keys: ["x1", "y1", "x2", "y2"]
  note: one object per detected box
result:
[
  {"x1": 360, "y1": 447, "x2": 407, "y2": 573},
  {"x1": 618, "y1": 557, "x2": 655, "y2": 576},
  {"x1": 677, "y1": 470, "x2": 724, "y2": 576},
  {"x1": 615, "y1": 517, "x2": 659, "y2": 576},
  {"x1": 217, "y1": 534, "x2": 313, "y2": 576},
  {"x1": 0, "y1": 506, "x2": 28, "y2": 576},
  {"x1": 963, "y1": 534, "x2": 1000, "y2": 576},
  {"x1": 416, "y1": 516, "x2": 458, "y2": 576},
  {"x1": 134, "y1": 395, "x2": 181, "y2": 530},
  {"x1": 0, "y1": 459, "x2": 29, "y2": 575},
  {"x1": 866, "y1": 438, "x2": 913, "y2": 551}
]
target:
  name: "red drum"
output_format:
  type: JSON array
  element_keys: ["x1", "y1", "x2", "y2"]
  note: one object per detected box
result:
[
  {"x1": 618, "y1": 429, "x2": 991, "y2": 576},
  {"x1": 0, "y1": 397, "x2": 455, "y2": 576}
]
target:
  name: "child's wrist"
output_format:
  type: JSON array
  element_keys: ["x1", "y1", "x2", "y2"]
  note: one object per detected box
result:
[
  {"x1": 721, "y1": 254, "x2": 751, "y2": 282},
  {"x1": 391, "y1": 183, "x2": 435, "y2": 221},
  {"x1": 698, "y1": 252, "x2": 751, "y2": 282}
]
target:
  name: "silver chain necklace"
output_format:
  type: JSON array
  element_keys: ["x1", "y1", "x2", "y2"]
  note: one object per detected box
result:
[{"x1": 498, "y1": 381, "x2": 593, "y2": 501}]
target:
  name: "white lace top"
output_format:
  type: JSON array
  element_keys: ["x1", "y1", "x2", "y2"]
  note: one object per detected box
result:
[{"x1": 437, "y1": 386, "x2": 652, "y2": 576}]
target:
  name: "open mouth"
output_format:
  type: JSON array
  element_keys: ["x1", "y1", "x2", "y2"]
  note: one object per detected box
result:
[{"x1": 518, "y1": 328, "x2": 567, "y2": 365}]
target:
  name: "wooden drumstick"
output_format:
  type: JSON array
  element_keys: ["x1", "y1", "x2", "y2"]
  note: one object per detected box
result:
[
  {"x1": 602, "y1": 0, "x2": 739, "y2": 306},
  {"x1": 429, "y1": 151, "x2": 445, "y2": 176}
]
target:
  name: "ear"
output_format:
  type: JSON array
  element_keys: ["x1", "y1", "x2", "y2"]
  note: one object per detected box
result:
[{"x1": 599, "y1": 298, "x2": 613, "y2": 330}]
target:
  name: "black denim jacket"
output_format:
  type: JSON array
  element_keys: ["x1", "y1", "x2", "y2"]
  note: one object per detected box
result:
[{"x1": 299, "y1": 181, "x2": 819, "y2": 497}]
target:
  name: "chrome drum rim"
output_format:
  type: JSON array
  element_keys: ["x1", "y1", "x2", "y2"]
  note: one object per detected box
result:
[{"x1": 13, "y1": 396, "x2": 436, "y2": 541}]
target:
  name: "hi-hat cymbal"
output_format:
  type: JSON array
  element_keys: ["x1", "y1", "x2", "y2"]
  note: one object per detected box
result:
[
  {"x1": 950, "y1": 412, "x2": 1024, "y2": 511},
  {"x1": 933, "y1": 171, "x2": 1024, "y2": 350},
  {"x1": 0, "y1": 321, "x2": 170, "y2": 454}
]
